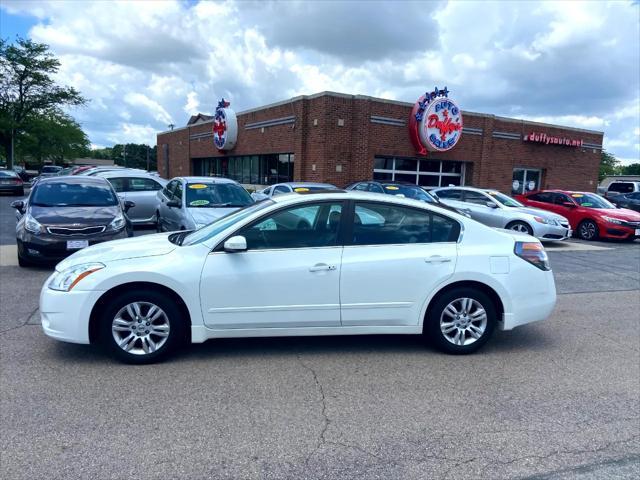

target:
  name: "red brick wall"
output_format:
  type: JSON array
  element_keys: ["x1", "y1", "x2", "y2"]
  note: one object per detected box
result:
[{"x1": 157, "y1": 92, "x2": 604, "y2": 193}]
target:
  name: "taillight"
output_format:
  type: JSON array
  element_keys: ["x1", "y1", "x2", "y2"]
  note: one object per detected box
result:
[{"x1": 514, "y1": 241, "x2": 550, "y2": 271}]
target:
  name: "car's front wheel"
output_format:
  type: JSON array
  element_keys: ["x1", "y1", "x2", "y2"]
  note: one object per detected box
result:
[
  {"x1": 577, "y1": 219, "x2": 599, "y2": 241},
  {"x1": 506, "y1": 221, "x2": 533, "y2": 236},
  {"x1": 425, "y1": 288, "x2": 497, "y2": 354},
  {"x1": 98, "y1": 289, "x2": 187, "y2": 364}
]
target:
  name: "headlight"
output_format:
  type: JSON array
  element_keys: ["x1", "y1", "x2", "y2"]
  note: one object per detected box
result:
[
  {"x1": 534, "y1": 216, "x2": 552, "y2": 225},
  {"x1": 49, "y1": 263, "x2": 105, "y2": 292},
  {"x1": 109, "y1": 213, "x2": 125, "y2": 230},
  {"x1": 24, "y1": 213, "x2": 44, "y2": 234},
  {"x1": 602, "y1": 216, "x2": 623, "y2": 225}
]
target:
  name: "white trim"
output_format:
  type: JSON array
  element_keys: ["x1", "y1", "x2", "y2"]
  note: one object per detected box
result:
[{"x1": 208, "y1": 304, "x2": 339, "y2": 313}]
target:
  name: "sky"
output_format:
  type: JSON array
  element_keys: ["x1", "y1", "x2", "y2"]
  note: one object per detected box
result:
[{"x1": 1, "y1": 0, "x2": 639, "y2": 165}]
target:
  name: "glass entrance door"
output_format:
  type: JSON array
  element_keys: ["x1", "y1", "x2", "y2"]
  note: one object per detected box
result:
[{"x1": 512, "y1": 168, "x2": 542, "y2": 195}]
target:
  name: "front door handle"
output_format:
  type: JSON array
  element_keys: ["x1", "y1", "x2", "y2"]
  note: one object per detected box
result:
[
  {"x1": 309, "y1": 263, "x2": 337, "y2": 272},
  {"x1": 425, "y1": 256, "x2": 452, "y2": 264}
]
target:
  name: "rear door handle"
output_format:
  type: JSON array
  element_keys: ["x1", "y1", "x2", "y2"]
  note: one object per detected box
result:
[
  {"x1": 425, "y1": 256, "x2": 452, "y2": 264},
  {"x1": 309, "y1": 263, "x2": 337, "y2": 272}
]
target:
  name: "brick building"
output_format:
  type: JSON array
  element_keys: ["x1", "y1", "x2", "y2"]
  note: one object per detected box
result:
[{"x1": 156, "y1": 91, "x2": 604, "y2": 195}]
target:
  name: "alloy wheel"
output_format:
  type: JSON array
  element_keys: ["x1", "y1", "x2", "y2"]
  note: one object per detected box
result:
[
  {"x1": 579, "y1": 221, "x2": 596, "y2": 240},
  {"x1": 439, "y1": 297, "x2": 488, "y2": 346},
  {"x1": 509, "y1": 222, "x2": 531, "y2": 234},
  {"x1": 111, "y1": 302, "x2": 170, "y2": 355}
]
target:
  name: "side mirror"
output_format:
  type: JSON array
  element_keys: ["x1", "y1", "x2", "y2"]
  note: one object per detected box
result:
[
  {"x1": 11, "y1": 200, "x2": 25, "y2": 211},
  {"x1": 167, "y1": 199, "x2": 181, "y2": 208},
  {"x1": 224, "y1": 235, "x2": 247, "y2": 252},
  {"x1": 123, "y1": 200, "x2": 135, "y2": 212},
  {"x1": 486, "y1": 201, "x2": 498, "y2": 208},
  {"x1": 562, "y1": 202, "x2": 576, "y2": 208}
]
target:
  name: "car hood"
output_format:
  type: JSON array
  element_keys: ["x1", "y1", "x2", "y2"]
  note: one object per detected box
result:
[
  {"x1": 188, "y1": 207, "x2": 238, "y2": 226},
  {"x1": 30, "y1": 205, "x2": 119, "y2": 225},
  {"x1": 56, "y1": 233, "x2": 176, "y2": 271},
  {"x1": 594, "y1": 208, "x2": 640, "y2": 221},
  {"x1": 511, "y1": 206, "x2": 567, "y2": 221}
]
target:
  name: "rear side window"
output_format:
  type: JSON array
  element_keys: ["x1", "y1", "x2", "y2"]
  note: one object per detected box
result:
[
  {"x1": 108, "y1": 177, "x2": 127, "y2": 192},
  {"x1": 352, "y1": 202, "x2": 460, "y2": 245},
  {"x1": 128, "y1": 177, "x2": 162, "y2": 191},
  {"x1": 273, "y1": 185, "x2": 290, "y2": 196},
  {"x1": 352, "y1": 183, "x2": 369, "y2": 191},
  {"x1": 435, "y1": 189, "x2": 463, "y2": 200},
  {"x1": 608, "y1": 183, "x2": 633, "y2": 194},
  {"x1": 528, "y1": 192, "x2": 554, "y2": 203}
]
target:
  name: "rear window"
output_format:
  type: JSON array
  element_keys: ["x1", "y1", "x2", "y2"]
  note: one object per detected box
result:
[
  {"x1": 0, "y1": 170, "x2": 19, "y2": 178},
  {"x1": 31, "y1": 182, "x2": 118, "y2": 207},
  {"x1": 608, "y1": 183, "x2": 635, "y2": 194}
]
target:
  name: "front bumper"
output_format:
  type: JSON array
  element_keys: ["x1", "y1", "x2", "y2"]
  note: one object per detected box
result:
[
  {"x1": 532, "y1": 222, "x2": 572, "y2": 241},
  {"x1": 598, "y1": 220, "x2": 640, "y2": 240},
  {"x1": 40, "y1": 276, "x2": 104, "y2": 344},
  {"x1": 18, "y1": 229, "x2": 129, "y2": 263}
]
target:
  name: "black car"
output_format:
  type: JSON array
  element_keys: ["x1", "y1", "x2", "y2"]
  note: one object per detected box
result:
[
  {"x1": 609, "y1": 191, "x2": 640, "y2": 213},
  {"x1": 0, "y1": 169, "x2": 25, "y2": 196},
  {"x1": 345, "y1": 180, "x2": 470, "y2": 217},
  {"x1": 11, "y1": 176, "x2": 135, "y2": 267}
]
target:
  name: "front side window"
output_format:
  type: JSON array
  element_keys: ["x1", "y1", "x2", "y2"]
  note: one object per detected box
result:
[
  {"x1": 128, "y1": 177, "x2": 162, "y2": 192},
  {"x1": 185, "y1": 182, "x2": 253, "y2": 208},
  {"x1": 273, "y1": 185, "x2": 291, "y2": 196},
  {"x1": 553, "y1": 193, "x2": 574, "y2": 205},
  {"x1": 434, "y1": 189, "x2": 463, "y2": 200},
  {"x1": 368, "y1": 183, "x2": 385, "y2": 193},
  {"x1": 352, "y1": 183, "x2": 369, "y2": 191},
  {"x1": 528, "y1": 192, "x2": 553, "y2": 203},
  {"x1": 163, "y1": 180, "x2": 178, "y2": 198},
  {"x1": 463, "y1": 191, "x2": 491, "y2": 205},
  {"x1": 238, "y1": 202, "x2": 344, "y2": 250},
  {"x1": 352, "y1": 202, "x2": 459, "y2": 245},
  {"x1": 173, "y1": 182, "x2": 184, "y2": 202}
]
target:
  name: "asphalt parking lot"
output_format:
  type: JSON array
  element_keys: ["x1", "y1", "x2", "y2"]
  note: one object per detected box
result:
[{"x1": 1, "y1": 191, "x2": 638, "y2": 480}]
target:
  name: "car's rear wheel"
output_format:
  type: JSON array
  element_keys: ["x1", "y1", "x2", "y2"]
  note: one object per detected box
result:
[
  {"x1": 506, "y1": 221, "x2": 533, "y2": 236},
  {"x1": 577, "y1": 219, "x2": 599, "y2": 241},
  {"x1": 425, "y1": 287, "x2": 497, "y2": 354},
  {"x1": 98, "y1": 289, "x2": 187, "y2": 364}
]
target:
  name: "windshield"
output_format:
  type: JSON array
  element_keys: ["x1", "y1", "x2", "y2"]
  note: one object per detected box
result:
[
  {"x1": 486, "y1": 191, "x2": 523, "y2": 207},
  {"x1": 571, "y1": 193, "x2": 615, "y2": 209},
  {"x1": 182, "y1": 200, "x2": 274, "y2": 246},
  {"x1": 381, "y1": 184, "x2": 433, "y2": 202},
  {"x1": 185, "y1": 182, "x2": 253, "y2": 208},
  {"x1": 31, "y1": 182, "x2": 118, "y2": 207}
]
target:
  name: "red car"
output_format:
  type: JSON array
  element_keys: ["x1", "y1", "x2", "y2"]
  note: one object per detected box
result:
[{"x1": 516, "y1": 190, "x2": 640, "y2": 241}]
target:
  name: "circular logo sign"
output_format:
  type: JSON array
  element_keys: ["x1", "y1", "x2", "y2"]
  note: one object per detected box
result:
[
  {"x1": 212, "y1": 98, "x2": 237, "y2": 151},
  {"x1": 409, "y1": 87, "x2": 463, "y2": 155}
]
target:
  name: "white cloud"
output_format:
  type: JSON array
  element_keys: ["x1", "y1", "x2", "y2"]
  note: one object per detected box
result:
[{"x1": 1, "y1": 0, "x2": 637, "y2": 162}]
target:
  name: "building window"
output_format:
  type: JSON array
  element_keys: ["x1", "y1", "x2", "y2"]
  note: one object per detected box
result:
[
  {"x1": 192, "y1": 154, "x2": 294, "y2": 185},
  {"x1": 512, "y1": 168, "x2": 542, "y2": 195},
  {"x1": 373, "y1": 156, "x2": 465, "y2": 188}
]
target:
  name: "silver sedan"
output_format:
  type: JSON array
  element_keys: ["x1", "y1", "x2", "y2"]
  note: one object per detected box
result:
[
  {"x1": 432, "y1": 186, "x2": 571, "y2": 241},
  {"x1": 251, "y1": 182, "x2": 338, "y2": 201},
  {"x1": 95, "y1": 171, "x2": 167, "y2": 225},
  {"x1": 156, "y1": 176, "x2": 254, "y2": 232}
]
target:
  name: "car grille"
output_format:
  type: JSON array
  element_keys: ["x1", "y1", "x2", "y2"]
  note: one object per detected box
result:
[{"x1": 46, "y1": 226, "x2": 106, "y2": 236}]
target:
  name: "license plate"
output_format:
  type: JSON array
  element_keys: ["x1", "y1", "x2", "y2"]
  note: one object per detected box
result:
[
  {"x1": 66, "y1": 240, "x2": 89, "y2": 250},
  {"x1": 635, "y1": 229, "x2": 640, "y2": 236},
  {"x1": 0, "y1": 180, "x2": 13, "y2": 184}
]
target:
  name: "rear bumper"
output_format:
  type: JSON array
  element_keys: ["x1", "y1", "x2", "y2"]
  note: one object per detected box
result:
[{"x1": 500, "y1": 269, "x2": 557, "y2": 331}]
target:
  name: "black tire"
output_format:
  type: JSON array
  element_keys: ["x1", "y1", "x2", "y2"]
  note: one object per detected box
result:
[
  {"x1": 506, "y1": 221, "x2": 533, "y2": 236},
  {"x1": 17, "y1": 252, "x2": 32, "y2": 268},
  {"x1": 424, "y1": 287, "x2": 497, "y2": 355},
  {"x1": 98, "y1": 289, "x2": 187, "y2": 364},
  {"x1": 577, "y1": 219, "x2": 599, "y2": 241},
  {"x1": 155, "y1": 212, "x2": 163, "y2": 232},
  {"x1": 18, "y1": 188, "x2": 25, "y2": 196}
]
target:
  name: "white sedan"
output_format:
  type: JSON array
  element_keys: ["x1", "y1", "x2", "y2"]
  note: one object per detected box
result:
[{"x1": 40, "y1": 191, "x2": 556, "y2": 363}]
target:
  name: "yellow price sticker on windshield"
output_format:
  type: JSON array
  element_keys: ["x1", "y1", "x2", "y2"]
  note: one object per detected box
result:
[
  {"x1": 189, "y1": 184, "x2": 208, "y2": 189},
  {"x1": 571, "y1": 193, "x2": 584, "y2": 198},
  {"x1": 294, "y1": 187, "x2": 309, "y2": 192},
  {"x1": 488, "y1": 191, "x2": 499, "y2": 196},
  {"x1": 385, "y1": 186, "x2": 399, "y2": 190}
]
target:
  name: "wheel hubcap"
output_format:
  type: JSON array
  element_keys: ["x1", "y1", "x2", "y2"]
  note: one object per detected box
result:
[
  {"x1": 111, "y1": 302, "x2": 170, "y2": 355},
  {"x1": 440, "y1": 298, "x2": 487, "y2": 347},
  {"x1": 581, "y1": 223, "x2": 595, "y2": 239},
  {"x1": 511, "y1": 223, "x2": 528, "y2": 233}
]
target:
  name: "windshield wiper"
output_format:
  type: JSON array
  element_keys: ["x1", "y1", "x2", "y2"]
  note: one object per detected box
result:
[{"x1": 211, "y1": 203, "x2": 246, "y2": 207}]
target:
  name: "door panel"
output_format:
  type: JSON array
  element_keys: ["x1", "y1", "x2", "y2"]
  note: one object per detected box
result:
[
  {"x1": 341, "y1": 243, "x2": 456, "y2": 326},
  {"x1": 201, "y1": 248, "x2": 342, "y2": 329}
]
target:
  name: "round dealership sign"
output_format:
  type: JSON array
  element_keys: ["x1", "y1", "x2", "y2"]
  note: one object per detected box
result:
[
  {"x1": 409, "y1": 87, "x2": 463, "y2": 155},
  {"x1": 212, "y1": 98, "x2": 237, "y2": 151}
]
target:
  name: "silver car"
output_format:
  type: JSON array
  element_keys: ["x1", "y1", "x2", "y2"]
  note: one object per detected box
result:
[
  {"x1": 251, "y1": 182, "x2": 337, "y2": 201},
  {"x1": 95, "y1": 171, "x2": 167, "y2": 225},
  {"x1": 432, "y1": 186, "x2": 571, "y2": 241},
  {"x1": 156, "y1": 176, "x2": 254, "y2": 232}
]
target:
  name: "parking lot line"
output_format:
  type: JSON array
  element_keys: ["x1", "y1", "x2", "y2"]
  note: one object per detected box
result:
[
  {"x1": 0, "y1": 244, "x2": 18, "y2": 266},
  {"x1": 544, "y1": 241, "x2": 611, "y2": 252}
]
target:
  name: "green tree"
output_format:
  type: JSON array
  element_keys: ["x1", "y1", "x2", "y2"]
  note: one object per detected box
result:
[
  {"x1": 599, "y1": 150, "x2": 619, "y2": 181},
  {"x1": 111, "y1": 143, "x2": 157, "y2": 170},
  {"x1": 17, "y1": 111, "x2": 90, "y2": 164},
  {"x1": 0, "y1": 37, "x2": 86, "y2": 168},
  {"x1": 619, "y1": 163, "x2": 640, "y2": 175}
]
